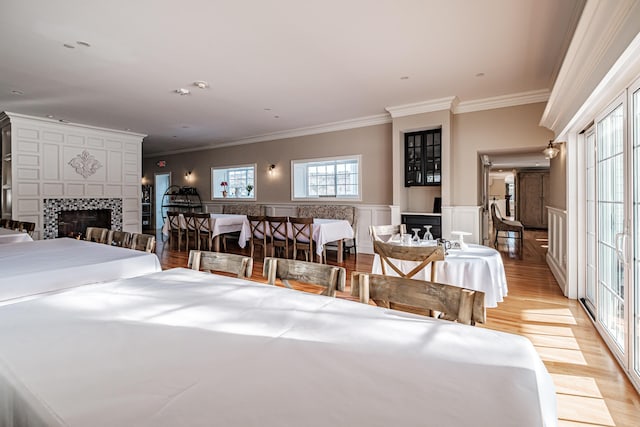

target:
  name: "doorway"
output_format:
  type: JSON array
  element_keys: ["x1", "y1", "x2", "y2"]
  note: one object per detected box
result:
[{"x1": 154, "y1": 173, "x2": 171, "y2": 230}]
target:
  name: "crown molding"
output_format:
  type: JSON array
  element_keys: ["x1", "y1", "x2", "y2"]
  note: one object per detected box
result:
[
  {"x1": 453, "y1": 89, "x2": 550, "y2": 114},
  {"x1": 2, "y1": 111, "x2": 147, "y2": 138},
  {"x1": 385, "y1": 97, "x2": 458, "y2": 118},
  {"x1": 144, "y1": 113, "x2": 391, "y2": 158},
  {"x1": 540, "y1": 0, "x2": 640, "y2": 133}
]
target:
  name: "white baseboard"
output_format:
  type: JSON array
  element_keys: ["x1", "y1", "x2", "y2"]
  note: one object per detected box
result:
[{"x1": 547, "y1": 252, "x2": 567, "y2": 296}]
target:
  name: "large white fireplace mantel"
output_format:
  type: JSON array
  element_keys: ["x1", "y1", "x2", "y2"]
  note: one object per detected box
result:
[{"x1": 0, "y1": 112, "x2": 146, "y2": 239}]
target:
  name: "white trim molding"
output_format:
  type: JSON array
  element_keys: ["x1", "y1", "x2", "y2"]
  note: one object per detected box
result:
[
  {"x1": 441, "y1": 205, "x2": 482, "y2": 245},
  {"x1": 453, "y1": 89, "x2": 550, "y2": 114},
  {"x1": 385, "y1": 97, "x2": 458, "y2": 118},
  {"x1": 546, "y1": 206, "x2": 568, "y2": 296}
]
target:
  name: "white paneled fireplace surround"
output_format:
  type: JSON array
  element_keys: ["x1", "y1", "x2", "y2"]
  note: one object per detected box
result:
[{"x1": 0, "y1": 112, "x2": 145, "y2": 239}]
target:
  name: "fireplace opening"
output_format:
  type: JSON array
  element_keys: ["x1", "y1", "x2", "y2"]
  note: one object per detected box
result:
[{"x1": 57, "y1": 209, "x2": 112, "y2": 239}]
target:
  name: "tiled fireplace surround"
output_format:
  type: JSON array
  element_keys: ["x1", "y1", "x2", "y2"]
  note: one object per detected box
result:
[{"x1": 43, "y1": 198, "x2": 123, "y2": 239}]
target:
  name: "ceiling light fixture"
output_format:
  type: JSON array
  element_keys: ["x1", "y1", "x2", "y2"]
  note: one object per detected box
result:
[
  {"x1": 46, "y1": 115, "x2": 54, "y2": 118},
  {"x1": 400, "y1": 76, "x2": 409, "y2": 80},
  {"x1": 475, "y1": 72, "x2": 485, "y2": 77},
  {"x1": 542, "y1": 140, "x2": 560, "y2": 159},
  {"x1": 63, "y1": 43, "x2": 75, "y2": 49},
  {"x1": 194, "y1": 81, "x2": 209, "y2": 89},
  {"x1": 175, "y1": 88, "x2": 191, "y2": 96},
  {"x1": 76, "y1": 41, "x2": 91, "y2": 47},
  {"x1": 10, "y1": 90, "x2": 24, "y2": 95}
]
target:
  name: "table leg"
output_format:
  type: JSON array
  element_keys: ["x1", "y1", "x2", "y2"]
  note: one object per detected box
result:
[
  {"x1": 213, "y1": 236, "x2": 221, "y2": 252},
  {"x1": 337, "y1": 239, "x2": 344, "y2": 263}
]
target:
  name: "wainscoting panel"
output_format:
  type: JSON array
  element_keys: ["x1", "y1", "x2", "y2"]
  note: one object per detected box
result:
[
  {"x1": 547, "y1": 206, "x2": 567, "y2": 295},
  {"x1": 441, "y1": 206, "x2": 482, "y2": 244}
]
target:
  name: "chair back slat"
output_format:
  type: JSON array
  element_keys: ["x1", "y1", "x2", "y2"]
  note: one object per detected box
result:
[
  {"x1": 130, "y1": 233, "x2": 156, "y2": 252},
  {"x1": 189, "y1": 250, "x2": 253, "y2": 278},
  {"x1": 369, "y1": 224, "x2": 406, "y2": 242},
  {"x1": 247, "y1": 215, "x2": 268, "y2": 258},
  {"x1": 352, "y1": 272, "x2": 485, "y2": 325},
  {"x1": 85, "y1": 227, "x2": 108, "y2": 243},
  {"x1": 267, "y1": 216, "x2": 289, "y2": 258},
  {"x1": 263, "y1": 257, "x2": 344, "y2": 297}
]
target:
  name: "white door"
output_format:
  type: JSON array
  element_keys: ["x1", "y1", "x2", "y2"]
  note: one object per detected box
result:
[{"x1": 155, "y1": 173, "x2": 171, "y2": 230}]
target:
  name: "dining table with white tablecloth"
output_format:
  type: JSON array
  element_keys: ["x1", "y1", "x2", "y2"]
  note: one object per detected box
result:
[
  {"x1": 0, "y1": 227, "x2": 33, "y2": 244},
  {"x1": 238, "y1": 218, "x2": 354, "y2": 262},
  {"x1": 0, "y1": 238, "x2": 161, "y2": 304},
  {"x1": 162, "y1": 213, "x2": 246, "y2": 251},
  {"x1": 371, "y1": 242, "x2": 508, "y2": 308},
  {"x1": 0, "y1": 267, "x2": 555, "y2": 427}
]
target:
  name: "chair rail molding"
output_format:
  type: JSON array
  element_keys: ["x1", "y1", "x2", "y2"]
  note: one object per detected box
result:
[{"x1": 547, "y1": 206, "x2": 568, "y2": 296}]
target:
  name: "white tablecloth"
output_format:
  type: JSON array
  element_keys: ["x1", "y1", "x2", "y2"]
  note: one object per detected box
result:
[
  {"x1": 0, "y1": 227, "x2": 33, "y2": 244},
  {"x1": 372, "y1": 243, "x2": 508, "y2": 308},
  {"x1": 239, "y1": 218, "x2": 354, "y2": 256},
  {"x1": 0, "y1": 268, "x2": 555, "y2": 427},
  {"x1": 0, "y1": 238, "x2": 161, "y2": 303},
  {"x1": 162, "y1": 213, "x2": 246, "y2": 238}
]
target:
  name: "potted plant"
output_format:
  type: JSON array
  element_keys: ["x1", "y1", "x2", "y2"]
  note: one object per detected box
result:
[
  {"x1": 220, "y1": 181, "x2": 228, "y2": 198},
  {"x1": 246, "y1": 184, "x2": 254, "y2": 196}
]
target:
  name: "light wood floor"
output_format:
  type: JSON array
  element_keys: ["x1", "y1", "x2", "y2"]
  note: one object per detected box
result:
[{"x1": 154, "y1": 230, "x2": 640, "y2": 426}]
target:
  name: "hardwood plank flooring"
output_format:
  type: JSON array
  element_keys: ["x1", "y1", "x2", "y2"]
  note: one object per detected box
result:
[{"x1": 154, "y1": 230, "x2": 640, "y2": 426}]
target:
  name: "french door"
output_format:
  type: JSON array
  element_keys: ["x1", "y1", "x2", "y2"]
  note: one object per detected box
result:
[{"x1": 586, "y1": 81, "x2": 640, "y2": 387}]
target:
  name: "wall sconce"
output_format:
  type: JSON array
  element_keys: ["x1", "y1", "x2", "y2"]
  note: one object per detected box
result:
[
  {"x1": 542, "y1": 140, "x2": 560, "y2": 159},
  {"x1": 268, "y1": 164, "x2": 276, "y2": 175},
  {"x1": 185, "y1": 170, "x2": 192, "y2": 181}
]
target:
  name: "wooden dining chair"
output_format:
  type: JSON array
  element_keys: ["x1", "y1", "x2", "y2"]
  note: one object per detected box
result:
[
  {"x1": 7, "y1": 219, "x2": 20, "y2": 230},
  {"x1": 373, "y1": 240, "x2": 445, "y2": 282},
  {"x1": 166, "y1": 211, "x2": 184, "y2": 251},
  {"x1": 130, "y1": 233, "x2": 156, "y2": 253},
  {"x1": 351, "y1": 272, "x2": 485, "y2": 325},
  {"x1": 369, "y1": 224, "x2": 407, "y2": 242},
  {"x1": 267, "y1": 216, "x2": 290, "y2": 258},
  {"x1": 18, "y1": 221, "x2": 36, "y2": 236},
  {"x1": 246, "y1": 215, "x2": 269, "y2": 259},
  {"x1": 106, "y1": 230, "x2": 132, "y2": 247},
  {"x1": 188, "y1": 250, "x2": 253, "y2": 279},
  {"x1": 193, "y1": 212, "x2": 212, "y2": 251},
  {"x1": 183, "y1": 212, "x2": 198, "y2": 250},
  {"x1": 263, "y1": 257, "x2": 344, "y2": 297},
  {"x1": 289, "y1": 217, "x2": 314, "y2": 262},
  {"x1": 0, "y1": 218, "x2": 8, "y2": 228},
  {"x1": 491, "y1": 203, "x2": 524, "y2": 255},
  {"x1": 85, "y1": 227, "x2": 108, "y2": 243}
]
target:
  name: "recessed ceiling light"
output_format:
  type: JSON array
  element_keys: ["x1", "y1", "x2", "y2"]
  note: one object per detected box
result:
[
  {"x1": 59, "y1": 119, "x2": 70, "y2": 123},
  {"x1": 172, "y1": 135, "x2": 177, "y2": 138},
  {"x1": 76, "y1": 41, "x2": 91, "y2": 47},
  {"x1": 11, "y1": 90, "x2": 24, "y2": 95},
  {"x1": 498, "y1": 169, "x2": 503, "y2": 172},
  {"x1": 46, "y1": 115, "x2": 54, "y2": 118},
  {"x1": 264, "y1": 108, "x2": 272, "y2": 111},
  {"x1": 475, "y1": 72, "x2": 485, "y2": 77},
  {"x1": 124, "y1": 128, "x2": 131, "y2": 131},
  {"x1": 535, "y1": 163, "x2": 540, "y2": 167},
  {"x1": 63, "y1": 43, "x2": 75, "y2": 49},
  {"x1": 274, "y1": 115, "x2": 280, "y2": 119},
  {"x1": 400, "y1": 76, "x2": 409, "y2": 80},
  {"x1": 175, "y1": 88, "x2": 191, "y2": 96},
  {"x1": 194, "y1": 81, "x2": 209, "y2": 89},
  {"x1": 181, "y1": 126, "x2": 189, "y2": 129}
]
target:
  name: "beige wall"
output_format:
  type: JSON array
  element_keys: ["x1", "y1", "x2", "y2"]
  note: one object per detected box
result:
[
  {"x1": 548, "y1": 142, "x2": 566, "y2": 209},
  {"x1": 452, "y1": 102, "x2": 554, "y2": 205},
  {"x1": 143, "y1": 123, "x2": 392, "y2": 205}
]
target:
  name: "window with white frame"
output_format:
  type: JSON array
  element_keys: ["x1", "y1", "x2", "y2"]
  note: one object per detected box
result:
[
  {"x1": 292, "y1": 155, "x2": 361, "y2": 200},
  {"x1": 211, "y1": 164, "x2": 256, "y2": 199}
]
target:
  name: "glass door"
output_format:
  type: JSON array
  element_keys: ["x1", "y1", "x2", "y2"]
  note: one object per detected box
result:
[
  {"x1": 633, "y1": 85, "x2": 640, "y2": 380},
  {"x1": 596, "y1": 103, "x2": 626, "y2": 352},
  {"x1": 585, "y1": 129, "x2": 597, "y2": 313}
]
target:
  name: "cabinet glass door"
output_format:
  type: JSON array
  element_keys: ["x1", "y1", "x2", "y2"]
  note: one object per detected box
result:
[{"x1": 596, "y1": 103, "x2": 625, "y2": 351}]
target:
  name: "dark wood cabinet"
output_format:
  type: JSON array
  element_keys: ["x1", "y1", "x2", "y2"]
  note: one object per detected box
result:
[
  {"x1": 401, "y1": 214, "x2": 442, "y2": 239},
  {"x1": 517, "y1": 171, "x2": 549, "y2": 228},
  {"x1": 405, "y1": 128, "x2": 441, "y2": 186}
]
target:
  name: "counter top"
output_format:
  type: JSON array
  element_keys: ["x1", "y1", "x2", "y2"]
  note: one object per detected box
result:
[{"x1": 401, "y1": 212, "x2": 442, "y2": 217}]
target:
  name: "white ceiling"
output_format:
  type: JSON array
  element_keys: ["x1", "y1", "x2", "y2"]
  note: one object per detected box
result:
[{"x1": 0, "y1": 0, "x2": 584, "y2": 155}]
